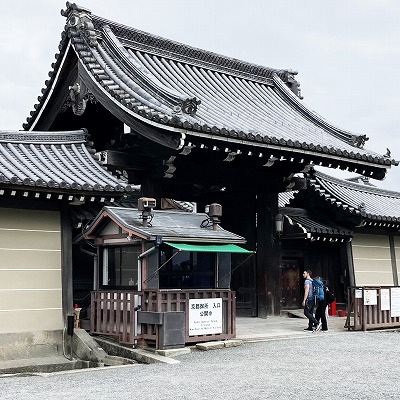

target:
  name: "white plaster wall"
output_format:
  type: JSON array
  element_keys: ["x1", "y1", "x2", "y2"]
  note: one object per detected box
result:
[
  {"x1": 352, "y1": 234, "x2": 393, "y2": 286},
  {"x1": 0, "y1": 208, "x2": 62, "y2": 333}
]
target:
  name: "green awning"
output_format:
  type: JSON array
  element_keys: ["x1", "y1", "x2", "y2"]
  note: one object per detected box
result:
[{"x1": 164, "y1": 242, "x2": 253, "y2": 253}]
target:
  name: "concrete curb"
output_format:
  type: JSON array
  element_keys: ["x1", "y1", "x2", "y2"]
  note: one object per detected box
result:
[{"x1": 196, "y1": 339, "x2": 243, "y2": 351}]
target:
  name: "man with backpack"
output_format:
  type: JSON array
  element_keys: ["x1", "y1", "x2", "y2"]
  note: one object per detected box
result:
[{"x1": 302, "y1": 270, "x2": 319, "y2": 331}]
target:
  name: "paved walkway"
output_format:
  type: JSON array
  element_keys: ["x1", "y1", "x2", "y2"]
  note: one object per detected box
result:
[
  {"x1": 3, "y1": 315, "x2": 397, "y2": 400},
  {"x1": 236, "y1": 314, "x2": 348, "y2": 342},
  {"x1": 0, "y1": 313, "x2": 349, "y2": 375}
]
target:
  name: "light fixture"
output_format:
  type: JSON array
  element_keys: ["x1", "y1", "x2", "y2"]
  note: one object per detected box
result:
[{"x1": 275, "y1": 213, "x2": 284, "y2": 235}]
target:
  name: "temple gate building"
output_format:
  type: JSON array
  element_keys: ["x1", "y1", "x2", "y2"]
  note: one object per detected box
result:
[{"x1": 21, "y1": 3, "x2": 397, "y2": 319}]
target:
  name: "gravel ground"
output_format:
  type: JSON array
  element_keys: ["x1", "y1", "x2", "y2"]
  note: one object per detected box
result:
[{"x1": 0, "y1": 331, "x2": 399, "y2": 400}]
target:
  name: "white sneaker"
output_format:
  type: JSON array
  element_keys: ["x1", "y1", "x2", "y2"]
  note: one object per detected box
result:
[{"x1": 315, "y1": 322, "x2": 322, "y2": 332}]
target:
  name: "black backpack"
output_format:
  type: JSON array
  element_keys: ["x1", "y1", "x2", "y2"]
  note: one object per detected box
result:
[{"x1": 325, "y1": 289, "x2": 335, "y2": 304}]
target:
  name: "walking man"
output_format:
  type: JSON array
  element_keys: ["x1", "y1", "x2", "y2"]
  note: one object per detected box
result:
[{"x1": 302, "y1": 270, "x2": 319, "y2": 331}]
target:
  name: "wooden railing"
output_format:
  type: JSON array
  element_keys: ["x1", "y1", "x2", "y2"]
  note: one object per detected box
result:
[
  {"x1": 141, "y1": 289, "x2": 236, "y2": 344},
  {"x1": 346, "y1": 286, "x2": 400, "y2": 331},
  {"x1": 90, "y1": 289, "x2": 236, "y2": 347},
  {"x1": 90, "y1": 290, "x2": 141, "y2": 344}
]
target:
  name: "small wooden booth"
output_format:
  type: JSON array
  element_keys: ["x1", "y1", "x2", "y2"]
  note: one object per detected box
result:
[{"x1": 81, "y1": 199, "x2": 253, "y2": 349}]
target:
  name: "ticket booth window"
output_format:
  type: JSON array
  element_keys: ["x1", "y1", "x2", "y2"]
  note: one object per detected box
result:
[
  {"x1": 159, "y1": 248, "x2": 214, "y2": 289},
  {"x1": 101, "y1": 246, "x2": 140, "y2": 289}
]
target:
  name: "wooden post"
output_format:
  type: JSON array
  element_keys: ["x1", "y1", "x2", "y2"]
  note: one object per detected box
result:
[
  {"x1": 256, "y1": 191, "x2": 281, "y2": 317},
  {"x1": 389, "y1": 235, "x2": 399, "y2": 286},
  {"x1": 346, "y1": 241, "x2": 356, "y2": 287},
  {"x1": 61, "y1": 205, "x2": 74, "y2": 322},
  {"x1": 362, "y1": 288, "x2": 366, "y2": 331},
  {"x1": 140, "y1": 175, "x2": 162, "y2": 208}
]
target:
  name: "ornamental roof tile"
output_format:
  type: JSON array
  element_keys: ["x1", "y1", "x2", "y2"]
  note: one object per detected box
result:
[
  {"x1": 23, "y1": 3, "x2": 397, "y2": 179},
  {"x1": 0, "y1": 129, "x2": 132, "y2": 194}
]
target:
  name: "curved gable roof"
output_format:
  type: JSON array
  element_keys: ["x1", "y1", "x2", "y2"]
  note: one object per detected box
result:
[
  {"x1": 309, "y1": 170, "x2": 400, "y2": 224},
  {"x1": 23, "y1": 3, "x2": 396, "y2": 179}
]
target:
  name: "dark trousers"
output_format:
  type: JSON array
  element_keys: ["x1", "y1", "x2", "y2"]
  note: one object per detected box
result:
[
  {"x1": 315, "y1": 300, "x2": 328, "y2": 331},
  {"x1": 304, "y1": 298, "x2": 318, "y2": 328}
]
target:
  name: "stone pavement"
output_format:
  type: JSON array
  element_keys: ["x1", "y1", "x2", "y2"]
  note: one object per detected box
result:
[
  {"x1": 0, "y1": 314, "x2": 349, "y2": 375},
  {"x1": 235, "y1": 314, "x2": 348, "y2": 342}
]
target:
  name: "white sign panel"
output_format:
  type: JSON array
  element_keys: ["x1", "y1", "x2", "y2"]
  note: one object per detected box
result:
[
  {"x1": 391, "y1": 287, "x2": 400, "y2": 318},
  {"x1": 355, "y1": 289, "x2": 363, "y2": 299},
  {"x1": 189, "y1": 298, "x2": 223, "y2": 336},
  {"x1": 363, "y1": 289, "x2": 377, "y2": 305},
  {"x1": 380, "y1": 289, "x2": 390, "y2": 311}
]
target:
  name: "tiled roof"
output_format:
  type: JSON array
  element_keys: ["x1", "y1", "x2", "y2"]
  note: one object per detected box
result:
[
  {"x1": 278, "y1": 191, "x2": 295, "y2": 208},
  {"x1": 309, "y1": 170, "x2": 400, "y2": 225},
  {"x1": 85, "y1": 206, "x2": 246, "y2": 243},
  {"x1": 0, "y1": 129, "x2": 133, "y2": 195},
  {"x1": 22, "y1": 3, "x2": 396, "y2": 179},
  {"x1": 169, "y1": 199, "x2": 195, "y2": 213},
  {"x1": 281, "y1": 207, "x2": 353, "y2": 240},
  {"x1": 345, "y1": 175, "x2": 375, "y2": 186}
]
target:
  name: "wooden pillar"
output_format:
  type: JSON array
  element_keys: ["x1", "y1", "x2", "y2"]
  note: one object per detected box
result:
[
  {"x1": 140, "y1": 175, "x2": 162, "y2": 208},
  {"x1": 61, "y1": 205, "x2": 74, "y2": 320},
  {"x1": 346, "y1": 241, "x2": 355, "y2": 287},
  {"x1": 256, "y1": 191, "x2": 281, "y2": 317},
  {"x1": 389, "y1": 234, "x2": 399, "y2": 286}
]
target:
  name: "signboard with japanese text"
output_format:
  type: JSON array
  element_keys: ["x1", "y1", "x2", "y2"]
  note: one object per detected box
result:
[
  {"x1": 355, "y1": 289, "x2": 363, "y2": 299},
  {"x1": 380, "y1": 289, "x2": 390, "y2": 311},
  {"x1": 189, "y1": 298, "x2": 223, "y2": 336},
  {"x1": 390, "y1": 287, "x2": 400, "y2": 317},
  {"x1": 363, "y1": 289, "x2": 377, "y2": 305}
]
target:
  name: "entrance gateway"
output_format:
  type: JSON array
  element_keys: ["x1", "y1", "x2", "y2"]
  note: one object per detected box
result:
[{"x1": 23, "y1": 3, "x2": 395, "y2": 319}]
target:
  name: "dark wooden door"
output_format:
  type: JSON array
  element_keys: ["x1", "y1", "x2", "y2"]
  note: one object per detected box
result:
[{"x1": 281, "y1": 259, "x2": 301, "y2": 308}]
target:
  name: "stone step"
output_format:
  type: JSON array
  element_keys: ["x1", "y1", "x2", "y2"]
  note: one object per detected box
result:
[
  {"x1": 0, "y1": 356, "x2": 89, "y2": 376},
  {"x1": 103, "y1": 354, "x2": 137, "y2": 366}
]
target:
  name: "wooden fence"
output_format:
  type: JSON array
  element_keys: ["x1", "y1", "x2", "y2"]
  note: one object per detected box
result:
[
  {"x1": 346, "y1": 286, "x2": 400, "y2": 331},
  {"x1": 141, "y1": 289, "x2": 236, "y2": 344},
  {"x1": 90, "y1": 289, "x2": 236, "y2": 346},
  {"x1": 90, "y1": 290, "x2": 141, "y2": 344}
]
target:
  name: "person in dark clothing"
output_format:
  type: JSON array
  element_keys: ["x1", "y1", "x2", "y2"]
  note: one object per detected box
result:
[
  {"x1": 314, "y1": 276, "x2": 328, "y2": 332},
  {"x1": 302, "y1": 270, "x2": 319, "y2": 331}
]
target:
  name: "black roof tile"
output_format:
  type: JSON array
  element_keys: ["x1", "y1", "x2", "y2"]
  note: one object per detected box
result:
[
  {"x1": 22, "y1": 3, "x2": 398, "y2": 179},
  {"x1": 0, "y1": 129, "x2": 133, "y2": 195},
  {"x1": 309, "y1": 170, "x2": 400, "y2": 224},
  {"x1": 85, "y1": 206, "x2": 246, "y2": 243}
]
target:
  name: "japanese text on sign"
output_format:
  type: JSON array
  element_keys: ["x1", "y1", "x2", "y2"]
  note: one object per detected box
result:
[{"x1": 189, "y1": 298, "x2": 222, "y2": 336}]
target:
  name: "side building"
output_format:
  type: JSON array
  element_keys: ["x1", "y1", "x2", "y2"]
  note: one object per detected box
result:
[
  {"x1": 0, "y1": 130, "x2": 132, "y2": 361},
  {"x1": 279, "y1": 169, "x2": 400, "y2": 312}
]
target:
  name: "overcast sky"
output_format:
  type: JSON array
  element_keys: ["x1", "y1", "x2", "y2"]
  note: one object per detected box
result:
[{"x1": 1, "y1": 1, "x2": 399, "y2": 190}]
